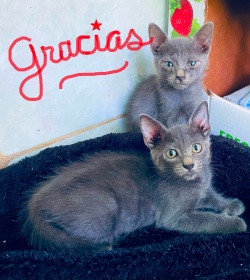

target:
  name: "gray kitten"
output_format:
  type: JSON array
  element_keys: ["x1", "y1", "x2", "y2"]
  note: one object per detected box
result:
[
  {"x1": 22, "y1": 102, "x2": 246, "y2": 253},
  {"x1": 126, "y1": 22, "x2": 213, "y2": 131}
]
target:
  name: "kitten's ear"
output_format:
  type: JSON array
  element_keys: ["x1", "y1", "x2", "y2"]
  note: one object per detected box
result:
[
  {"x1": 193, "y1": 22, "x2": 214, "y2": 53},
  {"x1": 148, "y1": 23, "x2": 167, "y2": 55},
  {"x1": 139, "y1": 114, "x2": 165, "y2": 149},
  {"x1": 189, "y1": 101, "x2": 210, "y2": 137}
]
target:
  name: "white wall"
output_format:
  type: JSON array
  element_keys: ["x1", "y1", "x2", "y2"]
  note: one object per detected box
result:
[{"x1": 0, "y1": 0, "x2": 166, "y2": 167}]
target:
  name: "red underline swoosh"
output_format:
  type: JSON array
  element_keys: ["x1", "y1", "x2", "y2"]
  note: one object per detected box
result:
[{"x1": 59, "y1": 61, "x2": 129, "y2": 89}]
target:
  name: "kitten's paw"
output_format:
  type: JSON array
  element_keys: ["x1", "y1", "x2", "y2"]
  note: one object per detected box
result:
[
  {"x1": 223, "y1": 199, "x2": 245, "y2": 216},
  {"x1": 220, "y1": 216, "x2": 247, "y2": 234},
  {"x1": 230, "y1": 217, "x2": 247, "y2": 233}
]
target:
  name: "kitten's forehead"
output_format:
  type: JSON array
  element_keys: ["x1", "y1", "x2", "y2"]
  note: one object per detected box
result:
[
  {"x1": 165, "y1": 125, "x2": 207, "y2": 147},
  {"x1": 166, "y1": 37, "x2": 196, "y2": 56}
]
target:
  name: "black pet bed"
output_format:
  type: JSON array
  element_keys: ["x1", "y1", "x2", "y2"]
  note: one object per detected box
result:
[{"x1": 1, "y1": 132, "x2": 250, "y2": 280}]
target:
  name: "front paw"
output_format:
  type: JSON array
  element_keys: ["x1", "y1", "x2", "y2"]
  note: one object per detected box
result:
[
  {"x1": 223, "y1": 199, "x2": 245, "y2": 216},
  {"x1": 228, "y1": 217, "x2": 247, "y2": 233}
]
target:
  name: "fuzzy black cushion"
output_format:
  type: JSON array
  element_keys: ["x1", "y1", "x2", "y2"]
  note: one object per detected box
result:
[{"x1": 1, "y1": 132, "x2": 250, "y2": 279}]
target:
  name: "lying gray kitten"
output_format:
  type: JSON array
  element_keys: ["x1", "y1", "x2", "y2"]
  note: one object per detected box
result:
[
  {"x1": 22, "y1": 101, "x2": 246, "y2": 252},
  {"x1": 126, "y1": 22, "x2": 213, "y2": 131}
]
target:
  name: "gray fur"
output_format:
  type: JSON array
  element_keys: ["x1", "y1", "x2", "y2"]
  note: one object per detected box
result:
[
  {"x1": 126, "y1": 22, "x2": 214, "y2": 130},
  {"x1": 22, "y1": 102, "x2": 246, "y2": 252}
]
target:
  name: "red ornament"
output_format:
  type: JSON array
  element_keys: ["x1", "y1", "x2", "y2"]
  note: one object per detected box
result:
[{"x1": 171, "y1": 0, "x2": 193, "y2": 36}]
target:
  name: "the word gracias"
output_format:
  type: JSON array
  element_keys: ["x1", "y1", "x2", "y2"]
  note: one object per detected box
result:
[{"x1": 8, "y1": 21, "x2": 153, "y2": 101}]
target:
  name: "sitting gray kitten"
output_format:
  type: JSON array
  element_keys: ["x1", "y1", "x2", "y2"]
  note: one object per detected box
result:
[
  {"x1": 126, "y1": 22, "x2": 213, "y2": 131},
  {"x1": 22, "y1": 102, "x2": 246, "y2": 252}
]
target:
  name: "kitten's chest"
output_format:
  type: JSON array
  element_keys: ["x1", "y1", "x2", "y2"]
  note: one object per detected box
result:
[
  {"x1": 158, "y1": 85, "x2": 206, "y2": 107},
  {"x1": 157, "y1": 85, "x2": 207, "y2": 127},
  {"x1": 156, "y1": 183, "x2": 204, "y2": 213}
]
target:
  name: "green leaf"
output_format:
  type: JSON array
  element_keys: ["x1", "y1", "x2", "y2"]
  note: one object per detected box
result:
[
  {"x1": 171, "y1": 29, "x2": 181, "y2": 39},
  {"x1": 169, "y1": 0, "x2": 181, "y2": 16},
  {"x1": 189, "y1": 18, "x2": 201, "y2": 37},
  {"x1": 193, "y1": 0, "x2": 202, "y2": 2}
]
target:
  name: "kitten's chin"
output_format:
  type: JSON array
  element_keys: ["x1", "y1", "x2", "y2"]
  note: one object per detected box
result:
[
  {"x1": 174, "y1": 170, "x2": 198, "y2": 181},
  {"x1": 182, "y1": 173, "x2": 198, "y2": 181},
  {"x1": 173, "y1": 83, "x2": 189, "y2": 90}
]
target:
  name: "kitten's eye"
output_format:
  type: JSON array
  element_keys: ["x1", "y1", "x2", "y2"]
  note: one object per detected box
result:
[
  {"x1": 165, "y1": 61, "x2": 174, "y2": 67},
  {"x1": 166, "y1": 149, "x2": 178, "y2": 159},
  {"x1": 188, "y1": 60, "x2": 196, "y2": 66},
  {"x1": 192, "y1": 143, "x2": 202, "y2": 153}
]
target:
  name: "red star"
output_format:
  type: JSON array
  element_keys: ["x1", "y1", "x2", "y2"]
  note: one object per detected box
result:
[{"x1": 91, "y1": 20, "x2": 102, "y2": 31}]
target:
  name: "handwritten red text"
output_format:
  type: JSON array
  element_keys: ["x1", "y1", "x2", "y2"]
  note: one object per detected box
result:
[{"x1": 8, "y1": 29, "x2": 153, "y2": 101}]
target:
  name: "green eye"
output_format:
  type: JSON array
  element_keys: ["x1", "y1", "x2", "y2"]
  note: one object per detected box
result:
[
  {"x1": 165, "y1": 61, "x2": 173, "y2": 67},
  {"x1": 166, "y1": 149, "x2": 178, "y2": 159},
  {"x1": 188, "y1": 60, "x2": 196, "y2": 66},
  {"x1": 192, "y1": 143, "x2": 202, "y2": 153}
]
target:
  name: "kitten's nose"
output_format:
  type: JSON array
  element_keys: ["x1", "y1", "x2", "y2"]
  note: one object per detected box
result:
[
  {"x1": 176, "y1": 69, "x2": 185, "y2": 81},
  {"x1": 183, "y1": 163, "x2": 194, "y2": 171},
  {"x1": 183, "y1": 156, "x2": 194, "y2": 171}
]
